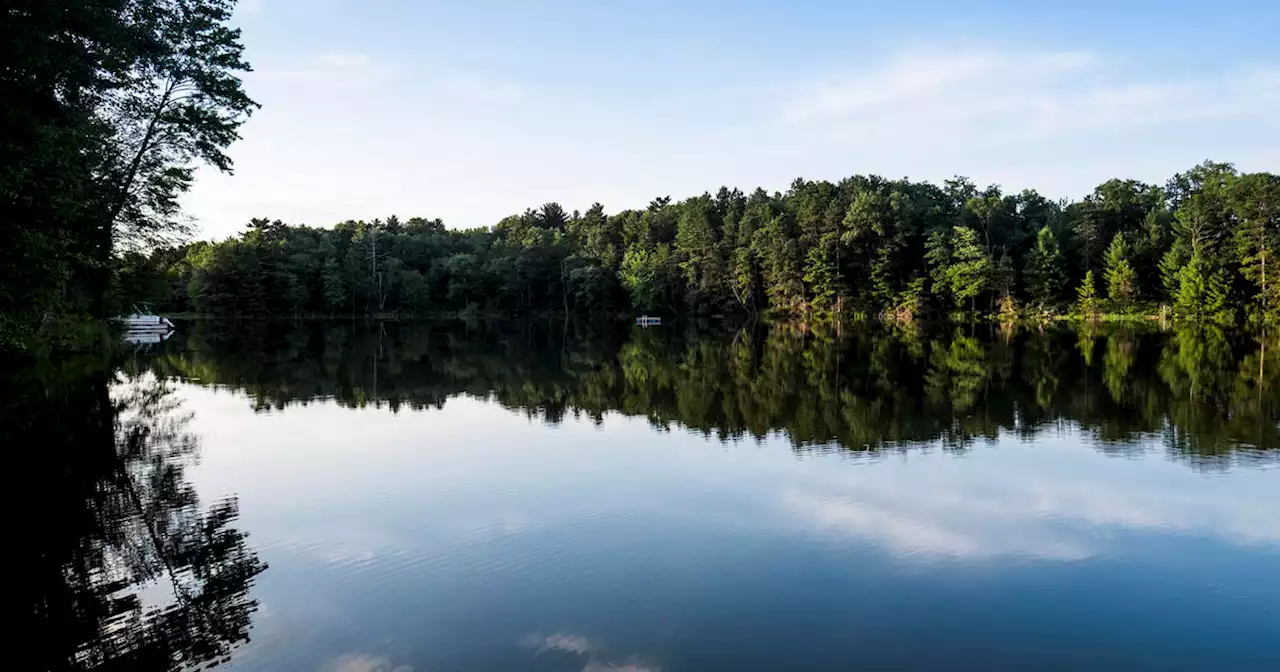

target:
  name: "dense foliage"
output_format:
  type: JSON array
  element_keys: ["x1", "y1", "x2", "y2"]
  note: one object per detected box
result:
[
  {"x1": 140, "y1": 320, "x2": 1280, "y2": 467},
  {"x1": 1, "y1": 0, "x2": 255, "y2": 348},
  {"x1": 125, "y1": 164, "x2": 1280, "y2": 324}
]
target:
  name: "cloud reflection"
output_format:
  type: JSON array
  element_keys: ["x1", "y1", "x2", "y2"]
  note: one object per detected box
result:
[
  {"x1": 522, "y1": 632, "x2": 660, "y2": 672},
  {"x1": 322, "y1": 653, "x2": 413, "y2": 672},
  {"x1": 780, "y1": 439, "x2": 1280, "y2": 561},
  {"x1": 523, "y1": 632, "x2": 594, "y2": 655}
]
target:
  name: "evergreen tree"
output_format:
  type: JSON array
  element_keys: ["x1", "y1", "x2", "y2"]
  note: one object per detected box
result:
[
  {"x1": 946, "y1": 226, "x2": 990, "y2": 311},
  {"x1": 1076, "y1": 270, "x2": 1099, "y2": 320},
  {"x1": 1024, "y1": 227, "x2": 1065, "y2": 307},
  {"x1": 1103, "y1": 233, "x2": 1137, "y2": 310},
  {"x1": 1174, "y1": 252, "x2": 1231, "y2": 322},
  {"x1": 803, "y1": 244, "x2": 839, "y2": 310},
  {"x1": 1229, "y1": 173, "x2": 1280, "y2": 319}
]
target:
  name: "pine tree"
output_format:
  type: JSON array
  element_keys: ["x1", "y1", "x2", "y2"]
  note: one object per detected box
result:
[
  {"x1": 1024, "y1": 227, "x2": 1065, "y2": 307},
  {"x1": 1174, "y1": 252, "x2": 1231, "y2": 322},
  {"x1": 1158, "y1": 247, "x2": 1186, "y2": 303},
  {"x1": 1229, "y1": 173, "x2": 1280, "y2": 319},
  {"x1": 1076, "y1": 270, "x2": 1099, "y2": 320},
  {"x1": 1103, "y1": 233, "x2": 1137, "y2": 311},
  {"x1": 946, "y1": 226, "x2": 990, "y2": 311},
  {"x1": 803, "y1": 244, "x2": 838, "y2": 310}
]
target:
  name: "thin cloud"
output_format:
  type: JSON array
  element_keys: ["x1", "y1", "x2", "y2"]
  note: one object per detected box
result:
[
  {"x1": 783, "y1": 48, "x2": 1280, "y2": 150},
  {"x1": 784, "y1": 50, "x2": 1097, "y2": 123}
]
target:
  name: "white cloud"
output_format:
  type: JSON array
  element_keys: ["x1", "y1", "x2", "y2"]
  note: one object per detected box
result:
[{"x1": 783, "y1": 49, "x2": 1280, "y2": 151}]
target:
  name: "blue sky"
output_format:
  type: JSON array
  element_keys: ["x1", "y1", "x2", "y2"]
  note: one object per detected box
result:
[{"x1": 183, "y1": 0, "x2": 1280, "y2": 238}]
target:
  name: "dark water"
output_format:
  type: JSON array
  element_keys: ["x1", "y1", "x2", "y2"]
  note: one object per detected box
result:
[{"x1": 15, "y1": 320, "x2": 1280, "y2": 671}]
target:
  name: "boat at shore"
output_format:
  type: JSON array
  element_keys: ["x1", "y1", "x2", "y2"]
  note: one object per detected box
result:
[{"x1": 113, "y1": 305, "x2": 176, "y2": 334}]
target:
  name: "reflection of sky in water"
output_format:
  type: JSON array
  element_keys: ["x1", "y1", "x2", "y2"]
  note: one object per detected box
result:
[{"x1": 181, "y1": 387, "x2": 1280, "y2": 671}]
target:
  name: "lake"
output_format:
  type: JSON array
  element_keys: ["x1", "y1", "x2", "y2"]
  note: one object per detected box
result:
[{"x1": 15, "y1": 320, "x2": 1280, "y2": 671}]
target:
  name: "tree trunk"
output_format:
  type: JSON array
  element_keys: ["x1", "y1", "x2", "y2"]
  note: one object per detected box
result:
[{"x1": 94, "y1": 82, "x2": 177, "y2": 316}]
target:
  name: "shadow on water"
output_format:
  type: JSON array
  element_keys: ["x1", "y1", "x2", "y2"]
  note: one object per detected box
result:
[
  {"x1": 145, "y1": 318, "x2": 1280, "y2": 471},
  {"x1": 8, "y1": 353, "x2": 266, "y2": 671}
]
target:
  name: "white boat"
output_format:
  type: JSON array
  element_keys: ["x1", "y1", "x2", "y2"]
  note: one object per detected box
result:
[{"x1": 114, "y1": 305, "x2": 176, "y2": 333}]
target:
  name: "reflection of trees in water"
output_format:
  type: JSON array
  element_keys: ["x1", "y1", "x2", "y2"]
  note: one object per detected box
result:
[
  {"x1": 10, "y1": 360, "x2": 265, "y2": 671},
  {"x1": 149, "y1": 319, "x2": 1280, "y2": 468}
]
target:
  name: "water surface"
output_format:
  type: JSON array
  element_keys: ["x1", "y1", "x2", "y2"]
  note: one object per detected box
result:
[{"x1": 17, "y1": 321, "x2": 1280, "y2": 671}]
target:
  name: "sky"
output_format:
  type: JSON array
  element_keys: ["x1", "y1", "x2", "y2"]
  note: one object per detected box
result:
[{"x1": 182, "y1": 0, "x2": 1280, "y2": 239}]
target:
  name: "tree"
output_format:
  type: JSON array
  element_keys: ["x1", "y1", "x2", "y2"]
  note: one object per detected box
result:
[
  {"x1": 924, "y1": 228, "x2": 953, "y2": 305},
  {"x1": 400, "y1": 268, "x2": 431, "y2": 314},
  {"x1": 1, "y1": 0, "x2": 257, "y2": 343},
  {"x1": 1230, "y1": 173, "x2": 1280, "y2": 319},
  {"x1": 1076, "y1": 270, "x2": 1099, "y2": 320},
  {"x1": 321, "y1": 256, "x2": 347, "y2": 315},
  {"x1": 804, "y1": 244, "x2": 839, "y2": 311},
  {"x1": 619, "y1": 246, "x2": 669, "y2": 312},
  {"x1": 1104, "y1": 233, "x2": 1137, "y2": 310},
  {"x1": 1069, "y1": 179, "x2": 1163, "y2": 273},
  {"x1": 100, "y1": 0, "x2": 258, "y2": 261},
  {"x1": 675, "y1": 195, "x2": 725, "y2": 308},
  {"x1": 1024, "y1": 227, "x2": 1065, "y2": 307},
  {"x1": 946, "y1": 226, "x2": 990, "y2": 311},
  {"x1": 1174, "y1": 252, "x2": 1231, "y2": 322}
]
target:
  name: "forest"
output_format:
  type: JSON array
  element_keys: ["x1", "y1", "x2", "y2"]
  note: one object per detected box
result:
[{"x1": 122, "y1": 163, "x2": 1280, "y2": 325}]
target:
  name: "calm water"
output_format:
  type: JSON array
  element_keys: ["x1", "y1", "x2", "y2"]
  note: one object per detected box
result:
[{"x1": 15, "y1": 320, "x2": 1280, "y2": 671}]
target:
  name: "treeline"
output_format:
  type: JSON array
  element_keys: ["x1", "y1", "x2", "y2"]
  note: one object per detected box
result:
[
  {"x1": 141, "y1": 321, "x2": 1280, "y2": 467},
  {"x1": 2, "y1": 0, "x2": 254, "y2": 349},
  {"x1": 121, "y1": 162, "x2": 1280, "y2": 324}
]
